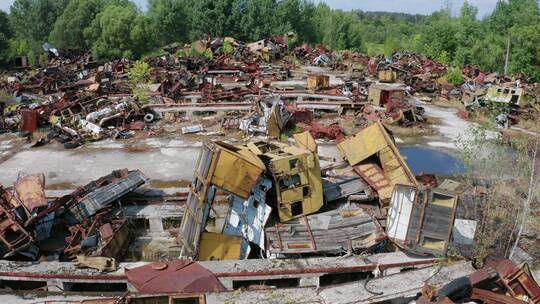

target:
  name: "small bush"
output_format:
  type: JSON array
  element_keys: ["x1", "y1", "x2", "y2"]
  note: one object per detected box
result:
[
  {"x1": 128, "y1": 60, "x2": 152, "y2": 103},
  {"x1": 445, "y1": 66, "x2": 464, "y2": 86},
  {"x1": 221, "y1": 40, "x2": 235, "y2": 56}
]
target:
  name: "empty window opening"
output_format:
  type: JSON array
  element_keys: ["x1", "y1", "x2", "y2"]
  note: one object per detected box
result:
[
  {"x1": 291, "y1": 201, "x2": 303, "y2": 216},
  {"x1": 289, "y1": 159, "x2": 299, "y2": 170},
  {"x1": 279, "y1": 175, "x2": 301, "y2": 190}
]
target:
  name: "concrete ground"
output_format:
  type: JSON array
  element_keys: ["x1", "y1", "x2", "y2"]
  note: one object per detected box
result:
[
  {"x1": 0, "y1": 103, "x2": 471, "y2": 189},
  {"x1": 0, "y1": 135, "x2": 201, "y2": 187}
]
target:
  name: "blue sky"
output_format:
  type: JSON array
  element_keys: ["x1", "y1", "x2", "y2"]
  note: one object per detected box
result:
[{"x1": 0, "y1": 0, "x2": 500, "y2": 17}]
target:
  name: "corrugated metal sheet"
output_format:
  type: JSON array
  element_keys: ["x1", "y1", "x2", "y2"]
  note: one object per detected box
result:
[
  {"x1": 70, "y1": 170, "x2": 148, "y2": 222},
  {"x1": 265, "y1": 208, "x2": 385, "y2": 256},
  {"x1": 323, "y1": 177, "x2": 374, "y2": 202}
]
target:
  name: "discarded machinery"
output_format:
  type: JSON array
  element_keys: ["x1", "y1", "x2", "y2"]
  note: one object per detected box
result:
[{"x1": 337, "y1": 122, "x2": 417, "y2": 204}]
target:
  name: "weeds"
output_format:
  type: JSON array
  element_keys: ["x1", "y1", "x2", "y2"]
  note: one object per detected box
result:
[{"x1": 459, "y1": 126, "x2": 539, "y2": 266}]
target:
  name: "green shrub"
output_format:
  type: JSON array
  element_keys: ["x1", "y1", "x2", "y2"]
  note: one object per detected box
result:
[{"x1": 445, "y1": 66, "x2": 463, "y2": 86}]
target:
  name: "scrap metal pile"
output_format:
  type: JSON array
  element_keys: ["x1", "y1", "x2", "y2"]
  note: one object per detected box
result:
[
  {"x1": 0, "y1": 34, "x2": 458, "y2": 148},
  {"x1": 174, "y1": 122, "x2": 471, "y2": 261},
  {"x1": 1, "y1": 36, "x2": 537, "y2": 145},
  {"x1": 0, "y1": 125, "x2": 537, "y2": 303},
  {"x1": 0, "y1": 169, "x2": 147, "y2": 267},
  {"x1": 1, "y1": 35, "x2": 539, "y2": 303}
]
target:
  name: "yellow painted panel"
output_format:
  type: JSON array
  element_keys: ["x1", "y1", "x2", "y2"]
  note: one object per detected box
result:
[
  {"x1": 368, "y1": 87, "x2": 382, "y2": 106},
  {"x1": 211, "y1": 146, "x2": 265, "y2": 199},
  {"x1": 432, "y1": 194, "x2": 457, "y2": 208},
  {"x1": 379, "y1": 147, "x2": 414, "y2": 186},
  {"x1": 293, "y1": 131, "x2": 318, "y2": 153},
  {"x1": 306, "y1": 154, "x2": 323, "y2": 211},
  {"x1": 421, "y1": 238, "x2": 446, "y2": 251},
  {"x1": 377, "y1": 187, "x2": 394, "y2": 203},
  {"x1": 337, "y1": 123, "x2": 388, "y2": 166},
  {"x1": 281, "y1": 187, "x2": 303, "y2": 203},
  {"x1": 198, "y1": 233, "x2": 242, "y2": 261}
]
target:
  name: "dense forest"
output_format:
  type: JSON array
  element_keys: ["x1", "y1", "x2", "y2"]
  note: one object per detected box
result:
[{"x1": 0, "y1": 0, "x2": 540, "y2": 80}]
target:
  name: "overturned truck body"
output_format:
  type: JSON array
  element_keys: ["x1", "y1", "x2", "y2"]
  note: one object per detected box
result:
[{"x1": 178, "y1": 132, "x2": 325, "y2": 259}]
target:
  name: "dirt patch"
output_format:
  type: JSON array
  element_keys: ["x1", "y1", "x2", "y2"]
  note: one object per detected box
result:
[
  {"x1": 124, "y1": 145, "x2": 156, "y2": 153},
  {"x1": 46, "y1": 182, "x2": 79, "y2": 190},
  {"x1": 148, "y1": 179, "x2": 191, "y2": 188}
]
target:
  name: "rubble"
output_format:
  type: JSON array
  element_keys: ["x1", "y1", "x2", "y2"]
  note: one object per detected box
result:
[
  {"x1": 0, "y1": 169, "x2": 147, "y2": 261},
  {"x1": 0, "y1": 33, "x2": 539, "y2": 303}
]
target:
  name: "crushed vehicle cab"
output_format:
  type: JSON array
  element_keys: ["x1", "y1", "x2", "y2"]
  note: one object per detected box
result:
[
  {"x1": 178, "y1": 132, "x2": 323, "y2": 259},
  {"x1": 247, "y1": 132, "x2": 323, "y2": 222},
  {"x1": 484, "y1": 85, "x2": 524, "y2": 107}
]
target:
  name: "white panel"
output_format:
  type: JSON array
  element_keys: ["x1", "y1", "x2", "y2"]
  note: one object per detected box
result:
[
  {"x1": 387, "y1": 185, "x2": 416, "y2": 241},
  {"x1": 453, "y1": 219, "x2": 477, "y2": 245}
]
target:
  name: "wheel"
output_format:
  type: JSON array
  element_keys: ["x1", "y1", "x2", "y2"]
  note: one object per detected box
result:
[
  {"x1": 63, "y1": 141, "x2": 81, "y2": 149},
  {"x1": 144, "y1": 113, "x2": 155, "y2": 123}
]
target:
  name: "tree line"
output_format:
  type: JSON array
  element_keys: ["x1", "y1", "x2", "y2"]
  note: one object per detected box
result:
[{"x1": 1, "y1": 0, "x2": 539, "y2": 80}]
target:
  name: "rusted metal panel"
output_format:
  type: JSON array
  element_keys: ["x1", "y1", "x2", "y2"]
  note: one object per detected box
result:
[
  {"x1": 20, "y1": 109, "x2": 38, "y2": 132},
  {"x1": 126, "y1": 260, "x2": 226, "y2": 294},
  {"x1": 100, "y1": 219, "x2": 130, "y2": 259},
  {"x1": 307, "y1": 74, "x2": 330, "y2": 90},
  {"x1": 471, "y1": 288, "x2": 528, "y2": 304},
  {"x1": 496, "y1": 260, "x2": 540, "y2": 304},
  {"x1": 0, "y1": 185, "x2": 33, "y2": 255},
  {"x1": 14, "y1": 173, "x2": 48, "y2": 213}
]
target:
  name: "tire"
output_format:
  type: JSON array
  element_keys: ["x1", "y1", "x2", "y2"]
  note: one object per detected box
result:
[
  {"x1": 63, "y1": 141, "x2": 81, "y2": 149},
  {"x1": 144, "y1": 113, "x2": 155, "y2": 123}
]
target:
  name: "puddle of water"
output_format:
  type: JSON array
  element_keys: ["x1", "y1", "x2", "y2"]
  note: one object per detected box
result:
[{"x1": 400, "y1": 146, "x2": 464, "y2": 175}]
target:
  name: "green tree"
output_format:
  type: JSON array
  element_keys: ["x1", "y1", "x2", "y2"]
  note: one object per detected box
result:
[
  {"x1": 9, "y1": 0, "x2": 70, "y2": 50},
  {"x1": 420, "y1": 10, "x2": 457, "y2": 59},
  {"x1": 188, "y1": 0, "x2": 242, "y2": 40},
  {"x1": 49, "y1": 0, "x2": 107, "y2": 49},
  {"x1": 128, "y1": 60, "x2": 152, "y2": 103},
  {"x1": 147, "y1": 0, "x2": 189, "y2": 46},
  {"x1": 84, "y1": 4, "x2": 152, "y2": 59},
  {"x1": 453, "y1": 1, "x2": 480, "y2": 65},
  {"x1": 275, "y1": 0, "x2": 317, "y2": 44},
  {"x1": 0, "y1": 11, "x2": 13, "y2": 64},
  {"x1": 239, "y1": 0, "x2": 279, "y2": 41},
  {"x1": 508, "y1": 24, "x2": 540, "y2": 80}
]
